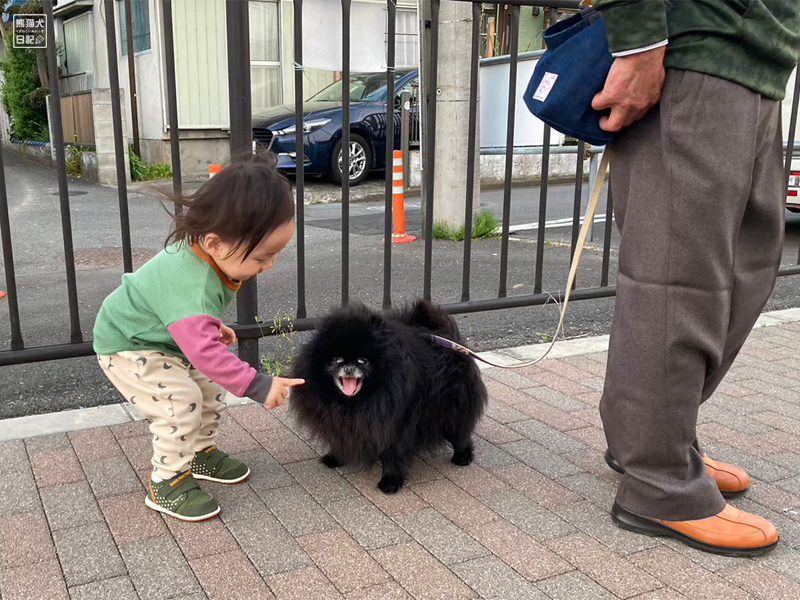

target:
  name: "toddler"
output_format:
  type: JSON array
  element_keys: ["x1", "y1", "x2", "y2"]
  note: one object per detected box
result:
[{"x1": 94, "y1": 154, "x2": 303, "y2": 521}]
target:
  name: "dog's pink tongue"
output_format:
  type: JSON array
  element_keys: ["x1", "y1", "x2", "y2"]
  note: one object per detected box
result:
[{"x1": 342, "y1": 378, "x2": 359, "y2": 396}]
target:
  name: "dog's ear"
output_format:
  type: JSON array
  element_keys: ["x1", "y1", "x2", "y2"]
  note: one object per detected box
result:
[{"x1": 405, "y1": 298, "x2": 455, "y2": 334}]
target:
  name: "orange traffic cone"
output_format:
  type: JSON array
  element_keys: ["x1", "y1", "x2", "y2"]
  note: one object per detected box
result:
[
  {"x1": 0, "y1": 291, "x2": 5, "y2": 299},
  {"x1": 209, "y1": 164, "x2": 222, "y2": 178},
  {"x1": 384, "y1": 150, "x2": 416, "y2": 244}
]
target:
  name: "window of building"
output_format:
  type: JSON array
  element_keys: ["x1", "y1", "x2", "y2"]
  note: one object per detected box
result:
[
  {"x1": 119, "y1": 0, "x2": 151, "y2": 56},
  {"x1": 250, "y1": 0, "x2": 282, "y2": 110},
  {"x1": 389, "y1": 9, "x2": 419, "y2": 68}
]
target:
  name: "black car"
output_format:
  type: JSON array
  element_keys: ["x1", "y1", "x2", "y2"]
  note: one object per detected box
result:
[{"x1": 252, "y1": 70, "x2": 419, "y2": 186}]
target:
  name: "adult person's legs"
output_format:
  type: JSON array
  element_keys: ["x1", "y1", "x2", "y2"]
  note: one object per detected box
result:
[{"x1": 600, "y1": 69, "x2": 782, "y2": 554}]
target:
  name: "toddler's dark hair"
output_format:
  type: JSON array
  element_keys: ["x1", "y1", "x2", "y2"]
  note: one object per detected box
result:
[{"x1": 161, "y1": 151, "x2": 294, "y2": 259}]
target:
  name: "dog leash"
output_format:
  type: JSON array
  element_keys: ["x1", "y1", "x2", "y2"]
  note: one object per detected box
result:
[{"x1": 426, "y1": 150, "x2": 610, "y2": 369}]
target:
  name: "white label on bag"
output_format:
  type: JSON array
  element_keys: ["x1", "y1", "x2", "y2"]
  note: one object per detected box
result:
[{"x1": 533, "y1": 72, "x2": 558, "y2": 102}]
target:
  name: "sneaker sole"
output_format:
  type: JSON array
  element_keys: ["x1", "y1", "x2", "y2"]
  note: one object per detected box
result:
[
  {"x1": 604, "y1": 451, "x2": 749, "y2": 499},
  {"x1": 193, "y1": 468, "x2": 251, "y2": 484},
  {"x1": 144, "y1": 496, "x2": 220, "y2": 522},
  {"x1": 611, "y1": 502, "x2": 778, "y2": 557}
]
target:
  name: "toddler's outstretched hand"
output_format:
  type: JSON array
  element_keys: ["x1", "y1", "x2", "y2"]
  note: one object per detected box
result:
[
  {"x1": 266, "y1": 377, "x2": 305, "y2": 409},
  {"x1": 219, "y1": 324, "x2": 237, "y2": 345}
]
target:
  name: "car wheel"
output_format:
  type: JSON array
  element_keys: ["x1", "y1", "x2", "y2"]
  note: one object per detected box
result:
[{"x1": 331, "y1": 134, "x2": 371, "y2": 186}]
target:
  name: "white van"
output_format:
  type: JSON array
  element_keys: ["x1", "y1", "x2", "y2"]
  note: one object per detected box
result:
[{"x1": 789, "y1": 157, "x2": 800, "y2": 213}]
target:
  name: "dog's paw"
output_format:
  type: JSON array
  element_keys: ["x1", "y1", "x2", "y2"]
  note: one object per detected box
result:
[
  {"x1": 321, "y1": 454, "x2": 343, "y2": 469},
  {"x1": 378, "y1": 474, "x2": 404, "y2": 494},
  {"x1": 451, "y1": 446, "x2": 474, "y2": 466}
]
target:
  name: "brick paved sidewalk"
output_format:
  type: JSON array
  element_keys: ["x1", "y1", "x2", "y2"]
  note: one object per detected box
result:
[{"x1": 3, "y1": 324, "x2": 800, "y2": 600}]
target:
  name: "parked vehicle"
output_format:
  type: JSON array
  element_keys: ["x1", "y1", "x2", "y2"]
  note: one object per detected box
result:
[
  {"x1": 788, "y1": 157, "x2": 800, "y2": 213},
  {"x1": 252, "y1": 70, "x2": 419, "y2": 186}
]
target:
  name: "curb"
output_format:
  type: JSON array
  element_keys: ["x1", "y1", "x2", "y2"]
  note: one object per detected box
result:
[{"x1": 3, "y1": 307, "x2": 800, "y2": 442}]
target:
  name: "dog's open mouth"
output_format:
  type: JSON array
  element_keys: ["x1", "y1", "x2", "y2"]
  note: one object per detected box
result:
[{"x1": 335, "y1": 376, "x2": 363, "y2": 397}]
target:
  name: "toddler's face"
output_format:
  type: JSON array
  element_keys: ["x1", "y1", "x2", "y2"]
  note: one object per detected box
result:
[{"x1": 207, "y1": 220, "x2": 295, "y2": 281}]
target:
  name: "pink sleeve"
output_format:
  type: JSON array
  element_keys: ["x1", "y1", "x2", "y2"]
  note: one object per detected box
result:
[{"x1": 168, "y1": 314, "x2": 271, "y2": 401}]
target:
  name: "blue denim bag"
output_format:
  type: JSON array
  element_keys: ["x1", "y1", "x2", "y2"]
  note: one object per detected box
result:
[{"x1": 523, "y1": 6, "x2": 614, "y2": 146}]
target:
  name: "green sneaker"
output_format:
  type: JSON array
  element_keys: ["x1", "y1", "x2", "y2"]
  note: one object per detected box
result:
[
  {"x1": 145, "y1": 471, "x2": 220, "y2": 522},
  {"x1": 191, "y1": 446, "x2": 250, "y2": 484}
]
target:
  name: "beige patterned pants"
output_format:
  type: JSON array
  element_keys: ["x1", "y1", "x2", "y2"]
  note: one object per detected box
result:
[{"x1": 99, "y1": 351, "x2": 227, "y2": 479}]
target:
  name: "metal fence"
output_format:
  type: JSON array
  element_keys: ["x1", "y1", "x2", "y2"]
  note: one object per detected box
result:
[{"x1": 0, "y1": 0, "x2": 799, "y2": 368}]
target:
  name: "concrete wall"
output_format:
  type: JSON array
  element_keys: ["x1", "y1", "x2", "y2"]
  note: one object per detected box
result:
[
  {"x1": 79, "y1": 149, "x2": 100, "y2": 183},
  {"x1": 409, "y1": 150, "x2": 595, "y2": 189},
  {"x1": 6, "y1": 141, "x2": 53, "y2": 167},
  {"x1": 92, "y1": 88, "x2": 131, "y2": 186}
]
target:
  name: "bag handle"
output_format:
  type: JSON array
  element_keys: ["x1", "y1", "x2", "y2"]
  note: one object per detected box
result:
[{"x1": 426, "y1": 150, "x2": 610, "y2": 368}]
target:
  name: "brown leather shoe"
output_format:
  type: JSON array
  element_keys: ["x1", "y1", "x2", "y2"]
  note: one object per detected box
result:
[
  {"x1": 605, "y1": 451, "x2": 751, "y2": 498},
  {"x1": 612, "y1": 503, "x2": 778, "y2": 557},
  {"x1": 703, "y1": 455, "x2": 751, "y2": 496}
]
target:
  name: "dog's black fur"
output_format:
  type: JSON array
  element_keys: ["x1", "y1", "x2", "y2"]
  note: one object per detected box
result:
[{"x1": 290, "y1": 300, "x2": 488, "y2": 494}]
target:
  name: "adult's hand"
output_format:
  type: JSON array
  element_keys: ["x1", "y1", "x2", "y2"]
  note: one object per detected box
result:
[{"x1": 592, "y1": 46, "x2": 666, "y2": 132}]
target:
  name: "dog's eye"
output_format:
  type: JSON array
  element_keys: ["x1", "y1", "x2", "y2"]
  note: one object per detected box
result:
[
  {"x1": 333, "y1": 358, "x2": 345, "y2": 365},
  {"x1": 356, "y1": 359, "x2": 370, "y2": 368}
]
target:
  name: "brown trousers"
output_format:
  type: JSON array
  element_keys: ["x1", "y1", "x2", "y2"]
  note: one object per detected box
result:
[
  {"x1": 99, "y1": 351, "x2": 227, "y2": 479},
  {"x1": 600, "y1": 70, "x2": 785, "y2": 521}
]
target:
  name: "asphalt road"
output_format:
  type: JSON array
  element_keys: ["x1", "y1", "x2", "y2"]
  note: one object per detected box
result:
[{"x1": 1, "y1": 152, "x2": 799, "y2": 418}]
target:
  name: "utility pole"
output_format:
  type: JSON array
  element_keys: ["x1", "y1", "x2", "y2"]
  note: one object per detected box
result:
[
  {"x1": 124, "y1": 0, "x2": 140, "y2": 156},
  {"x1": 431, "y1": 0, "x2": 479, "y2": 228}
]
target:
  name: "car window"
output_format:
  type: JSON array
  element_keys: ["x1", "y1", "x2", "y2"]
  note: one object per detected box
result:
[
  {"x1": 310, "y1": 72, "x2": 414, "y2": 103},
  {"x1": 349, "y1": 81, "x2": 367, "y2": 100},
  {"x1": 396, "y1": 77, "x2": 418, "y2": 99}
]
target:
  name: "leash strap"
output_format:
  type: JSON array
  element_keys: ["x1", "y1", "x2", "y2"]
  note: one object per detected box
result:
[{"x1": 427, "y1": 150, "x2": 610, "y2": 369}]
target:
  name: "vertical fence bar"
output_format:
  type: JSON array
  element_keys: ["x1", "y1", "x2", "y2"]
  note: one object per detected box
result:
[
  {"x1": 423, "y1": 0, "x2": 440, "y2": 301},
  {"x1": 162, "y1": 0, "x2": 182, "y2": 214},
  {"x1": 785, "y1": 66, "x2": 800, "y2": 193},
  {"x1": 103, "y1": 0, "x2": 134, "y2": 275},
  {"x1": 45, "y1": 0, "x2": 82, "y2": 343},
  {"x1": 785, "y1": 66, "x2": 800, "y2": 264},
  {"x1": 534, "y1": 6, "x2": 559, "y2": 295},
  {"x1": 533, "y1": 127, "x2": 551, "y2": 293},
  {"x1": 341, "y1": 0, "x2": 350, "y2": 307},
  {"x1": 124, "y1": 0, "x2": 141, "y2": 157},
  {"x1": 601, "y1": 176, "x2": 613, "y2": 287},
  {"x1": 587, "y1": 150, "x2": 598, "y2": 242},
  {"x1": 294, "y1": 0, "x2": 307, "y2": 319},
  {"x1": 0, "y1": 142, "x2": 22, "y2": 350},
  {"x1": 460, "y1": 1, "x2": 481, "y2": 303},
  {"x1": 498, "y1": 5, "x2": 519, "y2": 298},
  {"x1": 401, "y1": 90, "x2": 410, "y2": 189},
  {"x1": 225, "y1": 0, "x2": 258, "y2": 367},
  {"x1": 569, "y1": 140, "x2": 586, "y2": 273},
  {"x1": 383, "y1": 0, "x2": 396, "y2": 309}
]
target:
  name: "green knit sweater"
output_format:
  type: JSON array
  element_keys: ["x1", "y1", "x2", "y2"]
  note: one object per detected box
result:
[
  {"x1": 93, "y1": 241, "x2": 274, "y2": 404},
  {"x1": 93, "y1": 243, "x2": 238, "y2": 360},
  {"x1": 595, "y1": 0, "x2": 800, "y2": 101}
]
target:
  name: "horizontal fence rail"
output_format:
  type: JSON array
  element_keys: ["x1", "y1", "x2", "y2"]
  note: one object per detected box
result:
[{"x1": 0, "y1": 0, "x2": 798, "y2": 368}]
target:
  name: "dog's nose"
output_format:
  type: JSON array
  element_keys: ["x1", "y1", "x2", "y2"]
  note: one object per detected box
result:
[{"x1": 343, "y1": 366, "x2": 356, "y2": 377}]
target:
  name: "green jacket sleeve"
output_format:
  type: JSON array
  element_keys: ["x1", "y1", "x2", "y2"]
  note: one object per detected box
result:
[{"x1": 594, "y1": 0, "x2": 668, "y2": 54}]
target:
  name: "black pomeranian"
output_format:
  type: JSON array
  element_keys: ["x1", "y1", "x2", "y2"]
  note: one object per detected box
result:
[{"x1": 290, "y1": 299, "x2": 487, "y2": 494}]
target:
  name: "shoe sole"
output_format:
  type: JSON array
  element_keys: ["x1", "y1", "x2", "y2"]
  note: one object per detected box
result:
[
  {"x1": 193, "y1": 468, "x2": 251, "y2": 484},
  {"x1": 604, "y1": 451, "x2": 749, "y2": 499},
  {"x1": 144, "y1": 496, "x2": 220, "y2": 522},
  {"x1": 612, "y1": 503, "x2": 778, "y2": 557}
]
